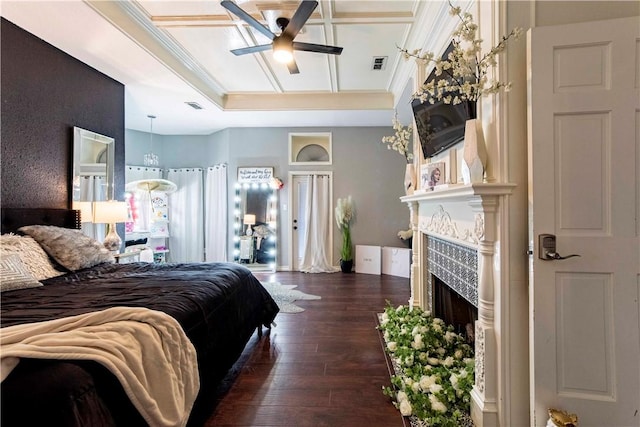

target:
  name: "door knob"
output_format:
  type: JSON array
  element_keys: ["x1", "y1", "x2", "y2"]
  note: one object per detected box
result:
[{"x1": 538, "y1": 234, "x2": 581, "y2": 261}]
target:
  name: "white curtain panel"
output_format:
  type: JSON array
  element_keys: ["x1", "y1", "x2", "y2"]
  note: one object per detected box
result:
[
  {"x1": 79, "y1": 175, "x2": 106, "y2": 241},
  {"x1": 300, "y1": 174, "x2": 338, "y2": 273},
  {"x1": 204, "y1": 164, "x2": 228, "y2": 262},
  {"x1": 125, "y1": 166, "x2": 163, "y2": 233},
  {"x1": 167, "y1": 168, "x2": 204, "y2": 262},
  {"x1": 125, "y1": 165, "x2": 163, "y2": 182}
]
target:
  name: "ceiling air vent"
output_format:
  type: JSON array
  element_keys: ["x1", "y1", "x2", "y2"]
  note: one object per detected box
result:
[
  {"x1": 185, "y1": 101, "x2": 203, "y2": 110},
  {"x1": 371, "y1": 56, "x2": 387, "y2": 71}
]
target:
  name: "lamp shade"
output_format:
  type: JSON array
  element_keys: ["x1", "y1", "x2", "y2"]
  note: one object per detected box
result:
[
  {"x1": 243, "y1": 214, "x2": 256, "y2": 225},
  {"x1": 72, "y1": 201, "x2": 94, "y2": 223},
  {"x1": 93, "y1": 201, "x2": 129, "y2": 224}
]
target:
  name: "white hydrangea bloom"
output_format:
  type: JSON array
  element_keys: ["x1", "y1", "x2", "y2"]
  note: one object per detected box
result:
[
  {"x1": 429, "y1": 383, "x2": 443, "y2": 394},
  {"x1": 450, "y1": 373, "x2": 460, "y2": 390},
  {"x1": 419, "y1": 375, "x2": 437, "y2": 391},
  {"x1": 399, "y1": 399, "x2": 413, "y2": 416},
  {"x1": 429, "y1": 394, "x2": 448, "y2": 413}
]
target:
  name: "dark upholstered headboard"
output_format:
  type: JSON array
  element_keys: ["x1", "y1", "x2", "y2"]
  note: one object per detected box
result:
[{"x1": 1, "y1": 208, "x2": 80, "y2": 234}]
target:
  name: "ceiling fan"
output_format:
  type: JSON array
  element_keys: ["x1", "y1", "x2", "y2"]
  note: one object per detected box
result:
[{"x1": 220, "y1": 0, "x2": 343, "y2": 74}]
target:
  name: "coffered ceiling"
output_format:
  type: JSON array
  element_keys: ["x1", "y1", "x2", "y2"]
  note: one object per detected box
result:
[{"x1": 1, "y1": 0, "x2": 459, "y2": 135}]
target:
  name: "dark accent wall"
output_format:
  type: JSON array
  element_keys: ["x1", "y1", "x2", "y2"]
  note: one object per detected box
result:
[{"x1": 1, "y1": 18, "x2": 125, "y2": 209}]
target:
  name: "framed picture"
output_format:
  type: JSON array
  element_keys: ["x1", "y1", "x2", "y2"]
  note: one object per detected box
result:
[
  {"x1": 420, "y1": 162, "x2": 445, "y2": 191},
  {"x1": 237, "y1": 167, "x2": 274, "y2": 184}
]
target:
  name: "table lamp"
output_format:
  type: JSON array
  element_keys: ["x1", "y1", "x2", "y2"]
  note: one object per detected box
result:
[
  {"x1": 93, "y1": 200, "x2": 129, "y2": 252},
  {"x1": 72, "y1": 201, "x2": 94, "y2": 223},
  {"x1": 243, "y1": 214, "x2": 256, "y2": 236}
]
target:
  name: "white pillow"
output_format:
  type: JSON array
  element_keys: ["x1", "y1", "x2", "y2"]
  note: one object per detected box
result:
[
  {"x1": 0, "y1": 253, "x2": 43, "y2": 292},
  {"x1": 0, "y1": 233, "x2": 63, "y2": 280}
]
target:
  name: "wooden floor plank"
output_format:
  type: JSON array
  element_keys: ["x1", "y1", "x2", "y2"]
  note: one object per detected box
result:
[{"x1": 202, "y1": 271, "x2": 410, "y2": 427}]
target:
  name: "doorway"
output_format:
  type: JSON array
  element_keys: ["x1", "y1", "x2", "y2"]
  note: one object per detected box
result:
[{"x1": 288, "y1": 171, "x2": 334, "y2": 271}]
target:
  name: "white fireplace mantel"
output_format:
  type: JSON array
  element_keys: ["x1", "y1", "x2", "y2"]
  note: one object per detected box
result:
[
  {"x1": 401, "y1": 183, "x2": 517, "y2": 204},
  {"x1": 400, "y1": 182, "x2": 515, "y2": 427}
]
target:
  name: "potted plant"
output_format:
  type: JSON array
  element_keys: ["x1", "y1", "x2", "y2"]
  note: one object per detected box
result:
[{"x1": 335, "y1": 196, "x2": 354, "y2": 273}]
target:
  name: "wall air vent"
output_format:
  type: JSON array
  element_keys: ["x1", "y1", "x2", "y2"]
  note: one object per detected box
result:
[
  {"x1": 371, "y1": 56, "x2": 387, "y2": 71},
  {"x1": 185, "y1": 101, "x2": 203, "y2": 110}
]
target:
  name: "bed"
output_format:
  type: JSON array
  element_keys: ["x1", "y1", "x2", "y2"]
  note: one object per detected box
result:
[{"x1": 0, "y1": 208, "x2": 279, "y2": 427}]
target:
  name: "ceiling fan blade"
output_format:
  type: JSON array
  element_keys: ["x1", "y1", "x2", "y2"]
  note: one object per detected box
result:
[
  {"x1": 282, "y1": 0, "x2": 318, "y2": 40},
  {"x1": 230, "y1": 44, "x2": 273, "y2": 56},
  {"x1": 220, "y1": 0, "x2": 275, "y2": 41},
  {"x1": 292, "y1": 41, "x2": 343, "y2": 55},
  {"x1": 287, "y1": 60, "x2": 300, "y2": 74}
]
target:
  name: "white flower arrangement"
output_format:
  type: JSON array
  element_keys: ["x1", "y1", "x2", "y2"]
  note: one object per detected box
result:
[
  {"x1": 335, "y1": 196, "x2": 354, "y2": 229},
  {"x1": 381, "y1": 111, "x2": 413, "y2": 162},
  {"x1": 400, "y1": 1, "x2": 523, "y2": 106},
  {"x1": 378, "y1": 303, "x2": 475, "y2": 426}
]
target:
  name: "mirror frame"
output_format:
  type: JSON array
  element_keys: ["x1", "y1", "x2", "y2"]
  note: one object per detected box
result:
[
  {"x1": 233, "y1": 167, "x2": 278, "y2": 272},
  {"x1": 72, "y1": 126, "x2": 115, "y2": 202}
]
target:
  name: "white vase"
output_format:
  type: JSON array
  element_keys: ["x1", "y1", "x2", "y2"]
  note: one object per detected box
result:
[
  {"x1": 462, "y1": 118, "x2": 487, "y2": 184},
  {"x1": 404, "y1": 163, "x2": 416, "y2": 195}
]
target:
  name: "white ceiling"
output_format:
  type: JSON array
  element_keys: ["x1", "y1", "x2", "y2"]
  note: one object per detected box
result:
[{"x1": 1, "y1": 0, "x2": 458, "y2": 135}]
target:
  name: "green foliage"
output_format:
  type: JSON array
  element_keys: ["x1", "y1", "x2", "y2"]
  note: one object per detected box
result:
[
  {"x1": 378, "y1": 302, "x2": 475, "y2": 426},
  {"x1": 339, "y1": 225, "x2": 352, "y2": 261},
  {"x1": 335, "y1": 196, "x2": 354, "y2": 261}
]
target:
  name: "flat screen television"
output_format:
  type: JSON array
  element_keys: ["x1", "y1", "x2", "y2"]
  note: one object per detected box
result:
[{"x1": 412, "y1": 43, "x2": 474, "y2": 159}]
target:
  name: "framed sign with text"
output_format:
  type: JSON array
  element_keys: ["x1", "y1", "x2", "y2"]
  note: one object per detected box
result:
[{"x1": 237, "y1": 167, "x2": 274, "y2": 184}]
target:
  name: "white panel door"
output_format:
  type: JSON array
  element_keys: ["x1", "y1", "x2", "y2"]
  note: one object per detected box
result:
[
  {"x1": 528, "y1": 16, "x2": 640, "y2": 427},
  {"x1": 291, "y1": 174, "x2": 309, "y2": 271}
]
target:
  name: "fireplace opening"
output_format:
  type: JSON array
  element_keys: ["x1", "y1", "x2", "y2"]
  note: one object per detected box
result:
[{"x1": 433, "y1": 275, "x2": 477, "y2": 342}]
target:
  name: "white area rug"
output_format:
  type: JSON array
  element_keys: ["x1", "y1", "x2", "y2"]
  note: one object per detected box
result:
[{"x1": 261, "y1": 282, "x2": 321, "y2": 313}]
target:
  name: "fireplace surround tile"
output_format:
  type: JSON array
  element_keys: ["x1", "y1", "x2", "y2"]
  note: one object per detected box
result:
[{"x1": 427, "y1": 236, "x2": 478, "y2": 308}]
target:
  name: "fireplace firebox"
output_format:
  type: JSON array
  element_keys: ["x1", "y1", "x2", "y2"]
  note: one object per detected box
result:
[{"x1": 433, "y1": 275, "x2": 477, "y2": 341}]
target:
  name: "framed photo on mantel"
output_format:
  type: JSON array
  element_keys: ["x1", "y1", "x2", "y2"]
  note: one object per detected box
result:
[{"x1": 420, "y1": 162, "x2": 445, "y2": 191}]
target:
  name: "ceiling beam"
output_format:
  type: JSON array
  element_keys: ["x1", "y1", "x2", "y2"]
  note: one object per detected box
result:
[{"x1": 224, "y1": 92, "x2": 393, "y2": 111}]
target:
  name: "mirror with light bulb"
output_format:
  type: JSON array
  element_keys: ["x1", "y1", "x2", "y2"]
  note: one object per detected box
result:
[{"x1": 233, "y1": 167, "x2": 278, "y2": 272}]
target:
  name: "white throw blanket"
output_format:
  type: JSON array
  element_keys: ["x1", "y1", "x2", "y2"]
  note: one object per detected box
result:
[{"x1": 0, "y1": 307, "x2": 199, "y2": 427}]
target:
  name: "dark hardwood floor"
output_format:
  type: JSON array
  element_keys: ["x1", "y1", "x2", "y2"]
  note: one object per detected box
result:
[{"x1": 203, "y1": 271, "x2": 411, "y2": 427}]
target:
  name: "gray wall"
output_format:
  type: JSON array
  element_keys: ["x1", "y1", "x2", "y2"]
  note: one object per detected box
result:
[{"x1": 126, "y1": 125, "x2": 410, "y2": 268}]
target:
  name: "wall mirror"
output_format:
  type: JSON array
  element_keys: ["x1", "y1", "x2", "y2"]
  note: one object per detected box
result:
[
  {"x1": 289, "y1": 132, "x2": 332, "y2": 165},
  {"x1": 234, "y1": 167, "x2": 278, "y2": 272},
  {"x1": 71, "y1": 127, "x2": 115, "y2": 236}
]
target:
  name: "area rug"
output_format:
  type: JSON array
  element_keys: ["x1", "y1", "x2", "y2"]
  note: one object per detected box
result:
[{"x1": 261, "y1": 282, "x2": 321, "y2": 313}]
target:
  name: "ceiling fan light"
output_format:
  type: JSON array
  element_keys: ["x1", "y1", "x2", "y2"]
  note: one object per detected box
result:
[{"x1": 273, "y1": 46, "x2": 293, "y2": 63}]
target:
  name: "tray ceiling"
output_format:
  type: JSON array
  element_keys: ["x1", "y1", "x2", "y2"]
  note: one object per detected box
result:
[{"x1": 1, "y1": 0, "x2": 459, "y2": 134}]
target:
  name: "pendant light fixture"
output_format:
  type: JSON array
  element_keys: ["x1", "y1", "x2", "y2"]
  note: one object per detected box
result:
[{"x1": 143, "y1": 114, "x2": 159, "y2": 167}]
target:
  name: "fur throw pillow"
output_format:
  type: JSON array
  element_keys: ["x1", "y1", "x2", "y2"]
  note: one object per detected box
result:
[
  {"x1": 0, "y1": 233, "x2": 63, "y2": 280},
  {"x1": 19, "y1": 225, "x2": 114, "y2": 271}
]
